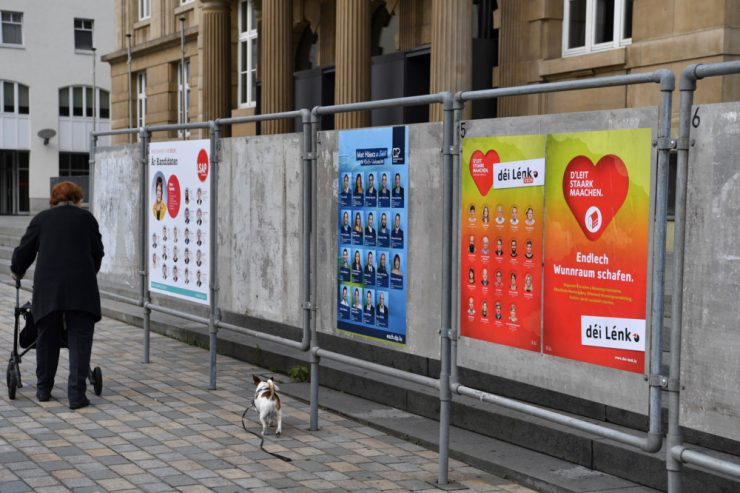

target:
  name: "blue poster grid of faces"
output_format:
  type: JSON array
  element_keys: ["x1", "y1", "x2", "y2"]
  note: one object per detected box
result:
[{"x1": 337, "y1": 126, "x2": 408, "y2": 344}]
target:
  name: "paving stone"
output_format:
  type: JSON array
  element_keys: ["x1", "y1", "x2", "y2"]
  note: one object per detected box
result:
[{"x1": 0, "y1": 282, "x2": 534, "y2": 493}]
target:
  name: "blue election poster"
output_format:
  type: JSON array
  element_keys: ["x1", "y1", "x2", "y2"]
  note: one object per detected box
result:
[{"x1": 337, "y1": 126, "x2": 408, "y2": 344}]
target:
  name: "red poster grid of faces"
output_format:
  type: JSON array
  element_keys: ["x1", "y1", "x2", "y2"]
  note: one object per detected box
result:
[{"x1": 460, "y1": 203, "x2": 543, "y2": 352}]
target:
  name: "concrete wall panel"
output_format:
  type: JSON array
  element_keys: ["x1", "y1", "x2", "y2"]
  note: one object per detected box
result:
[
  {"x1": 93, "y1": 144, "x2": 142, "y2": 290},
  {"x1": 217, "y1": 134, "x2": 304, "y2": 329},
  {"x1": 680, "y1": 101, "x2": 740, "y2": 440},
  {"x1": 457, "y1": 108, "x2": 658, "y2": 414},
  {"x1": 316, "y1": 123, "x2": 444, "y2": 359}
]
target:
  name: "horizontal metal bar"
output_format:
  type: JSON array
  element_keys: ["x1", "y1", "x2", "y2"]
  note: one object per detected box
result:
[
  {"x1": 315, "y1": 93, "x2": 445, "y2": 116},
  {"x1": 460, "y1": 71, "x2": 662, "y2": 102},
  {"x1": 457, "y1": 385, "x2": 645, "y2": 449},
  {"x1": 216, "y1": 320, "x2": 305, "y2": 351},
  {"x1": 315, "y1": 348, "x2": 440, "y2": 389},
  {"x1": 100, "y1": 290, "x2": 141, "y2": 306},
  {"x1": 146, "y1": 302, "x2": 210, "y2": 326},
  {"x1": 146, "y1": 122, "x2": 212, "y2": 132},
  {"x1": 672, "y1": 446, "x2": 740, "y2": 478},
  {"x1": 217, "y1": 110, "x2": 304, "y2": 126},
  {"x1": 93, "y1": 128, "x2": 140, "y2": 137},
  {"x1": 694, "y1": 60, "x2": 740, "y2": 80}
]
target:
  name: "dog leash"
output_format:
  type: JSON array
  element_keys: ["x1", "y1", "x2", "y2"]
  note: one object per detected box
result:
[{"x1": 241, "y1": 405, "x2": 292, "y2": 462}]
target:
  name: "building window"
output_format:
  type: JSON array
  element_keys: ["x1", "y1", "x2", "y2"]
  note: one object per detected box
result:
[
  {"x1": 562, "y1": 0, "x2": 633, "y2": 56},
  {"x1": 74, "y1": 18, "x2": 94, "y2": 50},
  {"x1": 1, "y1": 81, "x2": 29, "y2": 114},
  {"x1": 58, "y1": 86, "x2": 110, "y2": 119},
  {"x1": 177, "y1": 60, "x2": 191, "y2": 135},
  {"x1": 1, "y1": 11, "x2": 23, "y2": 45},
  {"x1": 136, "y1": 72, "x2": 147, "y2": 127},
  {"x1": 238, "y1": 0, "x2": 258, "y2": 108},
  {"x1": 139, "y1": 0, "x2": 151, "y2": 21},
  {"x1": 59, "y1": 152, "x2": 90, "y2": 176}
]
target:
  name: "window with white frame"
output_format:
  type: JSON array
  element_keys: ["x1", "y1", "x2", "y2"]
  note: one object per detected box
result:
[
  {"x1": 74, "y1": 18, "x2": 94, "y2": 50},
  {"x1": 58, "y1": 86, "x2": 109, "y2": 119},
  {"x1": 139, "y1": 0, "x2": 151, "y2": 21},
  {"x1": 562, "y1": 0, "x2": 633, "y2": 56},
  {"x1": 1, "y1": 81, "x2": 29, "y2": 114},
  {"x1": 136, "y1": 72, "x2": 147, "y2": 127},
  {"x1": 238, "y1": 0, "x2": 258, "y2": 108},
  {"x1": 177, "y1": 60, "x2": 190, "y2": 136},
  {"x1": 1, "y1": 11, "x2": 23, "y2": 45}
]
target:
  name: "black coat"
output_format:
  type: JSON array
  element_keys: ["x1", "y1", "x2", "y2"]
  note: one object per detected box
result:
[{"x1": 11, "y1": 205, "x2": 105, "y2": 323}]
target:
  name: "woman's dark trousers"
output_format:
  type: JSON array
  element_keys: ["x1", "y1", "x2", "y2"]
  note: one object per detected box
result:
[{"x1": 36, "y1": 311, "x2": 95, "y2": 404}]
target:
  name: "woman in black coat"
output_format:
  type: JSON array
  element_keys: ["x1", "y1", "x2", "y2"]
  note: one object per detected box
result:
[{"x1": 11, "y1": 181, "x2": 104, "y2": 409}]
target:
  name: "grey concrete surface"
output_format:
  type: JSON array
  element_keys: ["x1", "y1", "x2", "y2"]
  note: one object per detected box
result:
[
  {"x1": 93, "y1": 144, "x2": 142, "y2": 291},
  {"x1": 0, "y1": 282, "x2": 537, "y2": 493},
  {"x1": 681, "y1": 101, "x2": 740, "y2": 441},
  {"x1": 316, "y1": 123, "x2": 445, "y2": 358},
  {"x1": 459, "y1": 108, "x2": 659, "y2": 415}
]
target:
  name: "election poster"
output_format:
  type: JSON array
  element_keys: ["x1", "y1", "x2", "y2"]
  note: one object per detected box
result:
[
  {"x1": 460, "y1": 128, "x2": 653, "y2": 373},
  {"x1": 148, "y1": 140, "x2": 211, "y2": 305},
  {"x1": 460, "y1": 135, "x2": 546, "y2": 352},
  {"x1": 542, "y1": 128, "x2": 652, "y2": 372},
  {"x1": 337, "y1": 126, "x2": 408, "y2": 344}
]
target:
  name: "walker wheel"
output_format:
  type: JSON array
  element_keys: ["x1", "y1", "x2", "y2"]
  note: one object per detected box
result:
[
  {"x1": 92, "y1": 367, "x2": 102, "y2": 396},
  {"x1": 7, "y1": 361, "x2": 17, "y2": 400}
]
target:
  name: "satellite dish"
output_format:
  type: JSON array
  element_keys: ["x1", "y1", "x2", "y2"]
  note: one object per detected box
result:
[{"x1": 38, "y1": 128, "x2": 56, "y2": 145}]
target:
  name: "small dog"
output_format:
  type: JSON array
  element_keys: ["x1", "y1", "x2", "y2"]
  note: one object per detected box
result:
[{"x1": 252, "y1": 375, "x2": 282, "y2": 436}]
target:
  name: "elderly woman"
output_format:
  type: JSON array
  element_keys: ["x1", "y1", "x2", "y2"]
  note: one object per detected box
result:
[{"x1": 11, "y1": 181, "x2": 104, "y2": 410}]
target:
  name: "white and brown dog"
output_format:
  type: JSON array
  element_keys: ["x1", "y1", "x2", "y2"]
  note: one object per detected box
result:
[{"x1": 252, "y1": 375, "x2": 282, "y2": 436}]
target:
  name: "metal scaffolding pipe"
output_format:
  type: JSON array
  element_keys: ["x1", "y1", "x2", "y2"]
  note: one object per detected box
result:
[
  {"x1": 457, "y1": 385, "x2": 645, "y2": 449},
  {"x1": 672, "y1": 447, "x2": 740, "y2": 479},
  {"x1": 99, "y1": 290, "x2": 141, "y2": 307},
  {"x1": 314, "y1": 348, "x2": 440, "y2": 390},
  {"x1": 146, "y1": 302, "x2": 210, "y2": 326},
  {"x1": 216, "y1": 320, "x2": 306, "y2": 351}
]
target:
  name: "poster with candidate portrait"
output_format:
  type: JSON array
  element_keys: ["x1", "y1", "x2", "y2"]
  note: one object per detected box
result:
[
  {"x1": 460, "y1": 128, "x2": 653, "y2": 373},
  {"x1": 148, "y1": 140, "x2": 211, "y2": 305},
  {"x1": 337, "y1": 126, "x2": 408, "y2": 344},
  {"x1": 460, "y1": 135, "x2": 546, "y2": 352}
]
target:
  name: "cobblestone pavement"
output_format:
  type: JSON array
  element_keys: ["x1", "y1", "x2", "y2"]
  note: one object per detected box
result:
[{"x1": 0, "y1": 283, "x2": 535, "y2": 493}]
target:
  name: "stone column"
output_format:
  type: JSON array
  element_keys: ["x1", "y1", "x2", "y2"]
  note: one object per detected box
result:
[
  {"x1": 201, "y1": 0, "x2": 231, "y2": 127},
  {"x1": 334, "y1": 0, "x2": 370, "y2": 129},
  {"x1": 398, "y1": 0, "x2": 422, "y2": 51},
  {"x1": 429, "y1": 0, "x2": 472, "y2": 121},
  {"x1": 261, "y1": 0, "x2": 294, "y2": 134}
]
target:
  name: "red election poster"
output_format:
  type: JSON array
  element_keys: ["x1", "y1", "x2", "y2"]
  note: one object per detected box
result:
[
  {"x1": 542, "y1": 129, "x2": 652, "y2": 372},
  {"x1": 460, "y1": 135, "x2": 546, "y2": 352}
]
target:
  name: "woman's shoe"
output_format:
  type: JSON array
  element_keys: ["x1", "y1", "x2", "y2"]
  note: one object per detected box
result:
[{"x1": 69, "y1": 398, "x2": 90, "y2": 410}]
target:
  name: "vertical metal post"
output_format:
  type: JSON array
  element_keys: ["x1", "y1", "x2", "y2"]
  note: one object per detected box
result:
[
  {"x1": 645, "y1": 71, "x2": 674, "y2": 453},
  {"x1": 179, "y1": 16, "x2": 186, "y2": 140},
  {"x1": 92, "y1": 46, "x2": 98, "y2": 132},
  {"x1": 141, "y1": 127, "x2": 151, "y2": 364},
  {"x1": 126, "y1": 34, "x2": 133, "y2": 144},
  {"x1": 208, "y1": 122, "x2": 220, "y2": 390},
  {"x1": 309, "y1": 109, "x2": 320, "y2": 431},
  {"x1": 438, "y1": 93, "x2": 455, "y2": 485},
  {"x1": 666, "y1": 67, "x2": 697, "y2": 493},
  {"x1": 450, "y1": 96, "x2": 464, "y2": 386},
  {"x1": 88, "y1": 134, "x2": 97, "y2": 212}
]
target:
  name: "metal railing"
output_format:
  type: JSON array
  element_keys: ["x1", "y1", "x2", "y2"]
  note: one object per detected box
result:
[
  {"x1": 88, "y1": 63, "x2": 740, "y2": 489},
  {"x1": 665, "y1": 60, "x2": 740, "y2": 492}
]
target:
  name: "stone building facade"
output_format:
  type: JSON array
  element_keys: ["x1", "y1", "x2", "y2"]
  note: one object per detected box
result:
[{"x1": 102, "y1": 0, "x2": 740, "y2": 143}]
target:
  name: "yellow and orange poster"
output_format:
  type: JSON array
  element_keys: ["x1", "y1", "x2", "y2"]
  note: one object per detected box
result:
[
  {"x1": 460, "y1": 135, "x2": 546, "y2": 352},
  {"x1": 542, "y1": 129, "x2": 652, "y2": 373}
]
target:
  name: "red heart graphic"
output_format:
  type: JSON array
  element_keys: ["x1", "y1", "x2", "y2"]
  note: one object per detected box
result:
[
  {"x1": 563, "y1": 155, "x2": 629, "y2": 241},
  {"x1": 469, "y1": 150, "x2": 499, "y2": 196}
]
